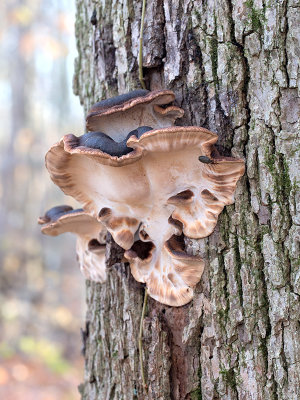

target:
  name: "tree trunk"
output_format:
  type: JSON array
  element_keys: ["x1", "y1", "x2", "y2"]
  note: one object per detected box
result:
[{"x1": 74, "y1": 0, "x2": 300, "y2": 399}]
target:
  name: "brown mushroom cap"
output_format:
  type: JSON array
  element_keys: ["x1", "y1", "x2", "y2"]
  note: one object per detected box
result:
[
  {"x1": 38, "y1": 206, "x2": 101, "y2": 236},
  {"x1": 39, "y1": 206, "x2": 107, "y2": 283},
  {"x1": 86, "y1": 90, "x2": 184, "y2": 141},
  {"x1": 45, "y1": 126, "x2": 245, "y2": 305}
]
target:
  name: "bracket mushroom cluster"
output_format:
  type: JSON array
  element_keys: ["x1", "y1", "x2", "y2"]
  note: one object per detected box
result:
[
  {"x1": 39, "y1": 206, "x2": 107, "y2": 282},
  {"x1": 41, "y1": 89, "x2": 245, "y2": 306}
]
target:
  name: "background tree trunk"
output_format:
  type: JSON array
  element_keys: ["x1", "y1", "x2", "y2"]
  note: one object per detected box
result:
[{"x1": 74, "y1": 0, "x2": 300, "y2": 399}]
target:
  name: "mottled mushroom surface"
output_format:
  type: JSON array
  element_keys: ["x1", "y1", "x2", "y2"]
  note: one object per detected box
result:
[
  {"x1": 46, "y1": 122, "x2": 245, "y2": 306},
  {"x1": 39, "y1": 206, "x2": 107, "y2": 283}
]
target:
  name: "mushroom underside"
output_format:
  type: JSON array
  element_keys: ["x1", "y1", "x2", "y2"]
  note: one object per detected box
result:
[
  {"x1": 125, "y1": 234, "x2": 204, "y2": 307},
  {"x1": 76, "y1": 236, "x2": 106, "y2": 283},
  {"x1": 39, "y1": 205, "x2": 107, "y2": 283}
]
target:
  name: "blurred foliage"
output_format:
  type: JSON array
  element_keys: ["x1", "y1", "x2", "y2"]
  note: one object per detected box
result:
[
  {"x1": 0, "y1": 0, "x2": 85, "y2": 398},
  {"x1": 19, "y1": 337, "x2": 71, "y2": 374},
  {"x1": 1, "y1": 337, "x2": 71, "y2": 375}
]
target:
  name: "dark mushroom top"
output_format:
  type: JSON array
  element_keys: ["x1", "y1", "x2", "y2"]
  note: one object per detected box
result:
[
  {"x1": 88, "y1": 90, "x2": 150, "y2": 116},
  {"x1": 78, "y1": 126, "x2": 153, "y2": 157},
  {"x1": 38, "y1": 205, "x2": 84, "y2": 224},
  {"x1": 38, "y1": 205, "x2": 105, "y2": 237}
]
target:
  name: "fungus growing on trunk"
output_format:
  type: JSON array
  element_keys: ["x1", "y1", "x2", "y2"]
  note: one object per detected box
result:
[
  {"x1": 39, "y1": 206, "x2": 107, "y2": 283},
  {"x1": 45, "y1": 95, "x2": 245, "y2": 306},
  {"x1": 86, "y1": 89, "x2": 184, "y2": 141}
]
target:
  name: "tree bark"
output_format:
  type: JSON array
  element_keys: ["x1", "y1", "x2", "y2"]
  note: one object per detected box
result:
[{"x1": 74, "y1": 0, "x2": 300, "y2": 399}]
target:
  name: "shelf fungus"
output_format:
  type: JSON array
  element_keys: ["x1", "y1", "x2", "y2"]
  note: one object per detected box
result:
[
  {"x1": 86, "y1": 89, "x2": 184, "y2": 141},
  {"x1": 44, "y1": 89, "x2": 245, "y2": 306},
  {"x1": 38, "y1": 205, "x2": 107, "y2": 283}
]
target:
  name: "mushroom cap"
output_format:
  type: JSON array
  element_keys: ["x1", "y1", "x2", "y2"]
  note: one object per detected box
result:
[
  {"x1": 86, "y1": 90, "x2": 184, "y2": 141},
  {"x1": 45, "y1": 126, "x2": 245, "y2": 305},
  {"x1": 67, "y1": 126, "x2": 153, "y2": 159},
  {"x1": 39, "y1": 205, "x2": 107, "y2": 283},
  {"x1": 87, "y1": 90, "x2": 150, "y2": 116},
  {"x1": 38, "y1": 205, "x2": 102, "y2": 237}
]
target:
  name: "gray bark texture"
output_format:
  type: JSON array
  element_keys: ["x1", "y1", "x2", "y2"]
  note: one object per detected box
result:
[{"x1": 73, "y1": 0, "x2": 300, "y2": 399}]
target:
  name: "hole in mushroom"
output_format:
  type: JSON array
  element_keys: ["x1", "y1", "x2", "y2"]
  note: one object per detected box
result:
[
  {"x1": 201, "y1": 189, "x2": 219, "y2": 202},
  {"x1": 168, "y1": 216, "x2": 183, "y2": 233},
  {"x1": 153, "y1": 104, "x2": 184, "y2": 121},
  {"x1": 98, "y1": 207, "x2": 112, "y2": 219},
  {"x1": 167, "y1": 189, "x2": 194, "y2": 204},
  {"x1": 88, "y1": 239, "x2": 105, "y2": 252},
  {"x1": 130, "y1": 240, "x2": 155, "y2": 260},
  {"x1": 155, "y1": 102, "x2": 173, "y2": 110},
  {"x1": 166, "y1": 234, "x2": 186, "y2": 254},
  {"x1": 139, "y1": 229, "x2": 150, "y2": 241}
]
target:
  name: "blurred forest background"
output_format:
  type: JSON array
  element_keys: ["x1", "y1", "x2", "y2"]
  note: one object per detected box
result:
[{"x1": 0, "y1": 0, "x2": 86, "y2": 399}]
